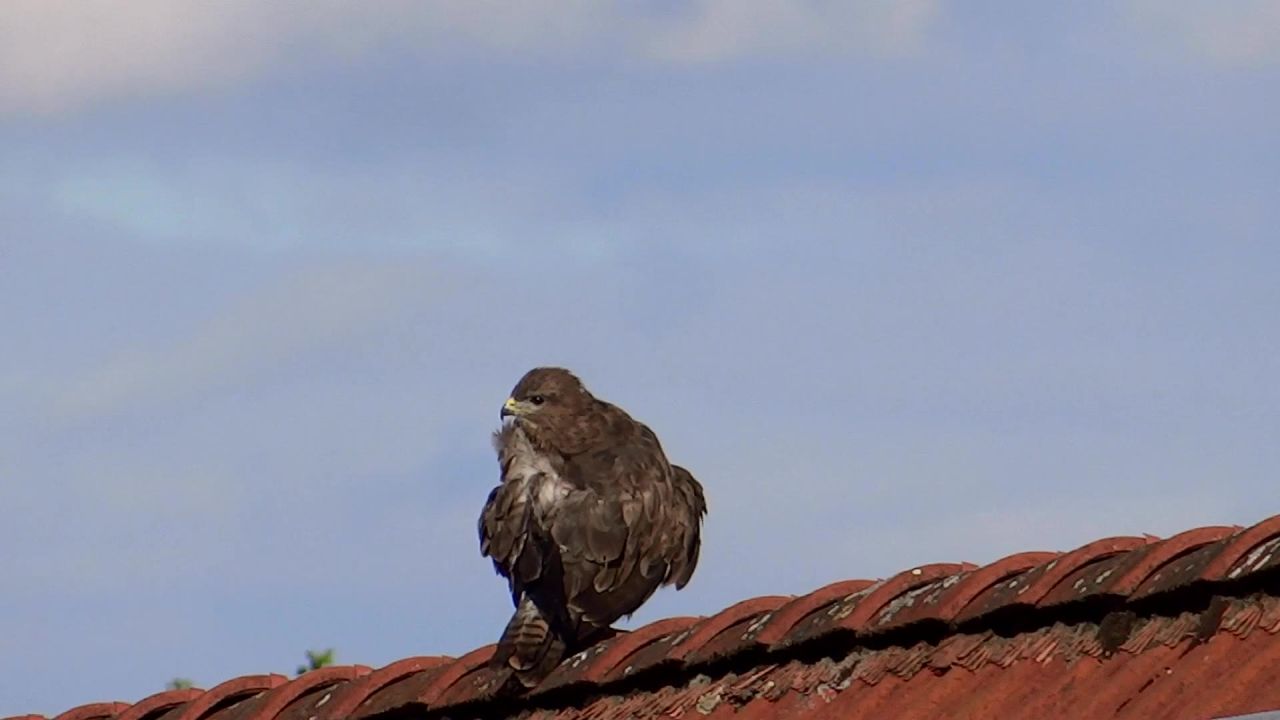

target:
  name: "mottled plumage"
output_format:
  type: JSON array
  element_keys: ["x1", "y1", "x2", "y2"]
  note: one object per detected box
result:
[{"x1": 478, "y1": 368, "x2": 707, "y2": 688}]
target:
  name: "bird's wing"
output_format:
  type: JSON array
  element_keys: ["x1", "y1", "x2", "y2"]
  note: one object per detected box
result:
[
  {"x1": 666, "y1": 464, "x2": 707, "y2": 589},
  {"x1": 479, "y1": 481, "x2": 535, "y2": 604},
  {"x1": 550, "y1": 443, "x2": 694, "y2": 627},
  {"x1": 480, "y1": 425, "x2": 562, "y2": 604}
]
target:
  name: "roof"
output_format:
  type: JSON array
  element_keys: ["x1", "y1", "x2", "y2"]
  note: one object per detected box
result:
[{"x1": 14, "y1": 513, "x2": 1280, "y2": 720}]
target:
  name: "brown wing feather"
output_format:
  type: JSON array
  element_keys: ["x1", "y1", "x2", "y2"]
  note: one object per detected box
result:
[
  {"x1": 547, "y1": 421, "x2": 707, "y2": 629},
  {"x1": 667, "y1": 465, "x2": 707, "y2": 588},
  {"x1": 482, "y1": 425, "x2": 578, "y2": 686},
  {"x1": 480, "y1": 425, "x2": 563, "y2": 602}
]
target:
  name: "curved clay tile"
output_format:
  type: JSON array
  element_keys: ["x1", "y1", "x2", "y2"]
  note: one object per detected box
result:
[
  {"x1": 335, "y1": 655, "x2": 460, "y2": 717},
  {"x1": 347, "y1": 657, "x2": 461, "y2": 720},
  {"x1": 956, "y1": 537, "x2": 1151, "y2": 622},
  {"x1": 1226, "y1": 533, "x2": 1280, "y2": 581},
  {"x1": 834, "y1": 563, "x2": 976, "y2": 636},
  {"x1": 1205, "y1": 515, "x2": 1280, "y2": 581},
  {"x1": 1022, "y1": 536, "x2": 1154, "y2": 608},
  {"x1": 52, "y1": 704, "x2": 130, "y2": 720},
  {"x1": 412, "y1": 644, "x2": 498, "y2": 706},
  {"x1": 113, "y1": 690, "x2": 204, "y2": 720},
  {"x1": 223, "y1": 666, "x2": 369, "y2": 720},
  {"x1": 534, "y1": 640, "x2": 614, "y2": 693},
  {"x1": 594, "y1": 616, "x2": 702, "y2": 683},
  {"x1": 309, "y1": 656, "x2": 450, "y2": 720},
  {"x1": 529, "y1": 617, "x2": 702, "y2": 693},
  {"x1": 931, "y1": 551, "x2": 1060, "y2": 623},
  {"x1": 169, "y1": 676, "x2": 287, "y2": 720},
  {"x1": 667, "y1": 595, "x2": 791, "y2": 662},
  {"x1": 354, "y1": 644, "x2": 502, "y2": 718},
  {"x1": 673, "y1": 610, "x2": 776, "y2": 666},
  {"x1": 770, "y1": 580, "x2": 884, "y2": 649},
  {"x1": 863, "y1": 573, "x2": 974, "y2": 634},
  {"x1": 769, "y1": 564, "x2": 977, "y2": 650},
  {"x1": 753, "y1": 579, "x2": 878, "y2": 646},
  {"x1": 1056, "y1": 525, "x2": 1238, "y2": 606},
  {"x1": 1131, "y1": 538, "x2": 1233, "y2": 599}
]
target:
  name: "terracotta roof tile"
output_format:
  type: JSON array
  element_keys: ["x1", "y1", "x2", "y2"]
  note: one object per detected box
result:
[
  {"x1": 1210, "y1": 514, "x2": 1280, "y2": 581},
  {"x1": 752, "y1": 579, "x2": 877, "y2": 646},
  {"x1": 591, "y1": 616, "x2": 701, "y2": 684},
  {"x1": 915, "y1": 551, "x2": 1058, "y2": 624},
  {"x1": 347, "y1": 646, "x2": 495, "y2": 720},
  {"x1": 217, "y1": 667, "x2": 369, "y2": 720},
  {"x1": 20, "y1": 512, "x2": 1280, "y2": 720},
  {"x1": 302, "y1": 657, "x2": 448, "y2": 720},
  {"x1": 51, "y1": 704, "x2": 131, "y2": 720},
  {"x1": 112, "y1": 690, "x2": 203, "y2": 720},
  {"x1": 776, "y1": 563, "x2": 976, "y2": 650},
  {"x1": 667, "y1": 595, "x2": 789, "y2": 662},
  {"x1": 675, "y1": 607, "x2": 774, "y2": 666},
  {"x1": 171, "y1": 675, "x2": 286, "y2": 720}
]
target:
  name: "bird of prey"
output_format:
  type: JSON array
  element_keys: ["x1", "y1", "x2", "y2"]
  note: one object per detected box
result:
[{"x1": 478, "y1": 367, "x2": 707, "y2": 689}]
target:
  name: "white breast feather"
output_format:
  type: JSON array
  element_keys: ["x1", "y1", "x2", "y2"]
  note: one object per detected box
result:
[{"x1": 500, "y1": 424, "x2": 571, "y2": 521}]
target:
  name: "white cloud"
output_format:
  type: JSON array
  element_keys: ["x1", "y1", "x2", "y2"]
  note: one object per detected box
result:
[
  {"x1": 47, "y1": 155, "x2": 576, "y2": 255},
  {"x1": 649, "y1": 0, "x2": 940, "y2": 63},
  {"x1": 1125, "y1": 0, "x2": 1280, "y2": 67},
  {"x1": 49, "y1": 259, "x2": 447, "y2": 422},
  {"x1": 0, "y1": 1, "x2": 278, "y2": 114},
  {"x1": 0, "y1": 0, "x2": 939, "y2": 115}
]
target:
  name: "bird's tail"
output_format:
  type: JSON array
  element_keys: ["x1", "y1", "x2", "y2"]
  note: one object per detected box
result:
[{"x1": 492, "y1": 595, "x2": 567, "y2": 689}]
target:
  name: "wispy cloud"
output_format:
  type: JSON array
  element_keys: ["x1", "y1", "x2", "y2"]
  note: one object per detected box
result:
[
  {"x1": 46, "y1": 156, "x2": 578, "y2": 255},
  {"x1": 648, "y1": 0, "x2": 940, "y2": 63},
  {"x1": 6, "y1": 1, "x2": 1278, "y2": 116},
  {"x1": 1, "y1": 1, "x2": 281, "y2": 114},
  {"x1": 49, "y1": 259, "x2": 447, "y2": 422},
  {"x1": 1124, "y1": 0, "x2": 1280, "y2": 67},
  {"x1": 0, "y1": 0, "x2": 939, "y2": 115}
]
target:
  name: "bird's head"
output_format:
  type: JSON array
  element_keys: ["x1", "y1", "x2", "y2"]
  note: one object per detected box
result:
[{"x1": 501, "y1": 367, "x2": 592, "y2": 422}]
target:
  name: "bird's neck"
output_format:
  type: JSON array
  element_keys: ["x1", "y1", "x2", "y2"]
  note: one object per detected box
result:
[{"x1": 520, "y1": 400, "x2": 609, "y2": 456}]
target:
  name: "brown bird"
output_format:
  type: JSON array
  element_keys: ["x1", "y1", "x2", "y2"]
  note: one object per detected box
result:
[{"x1": 478, "y1": 367, "x2": 707, "y2": 689}]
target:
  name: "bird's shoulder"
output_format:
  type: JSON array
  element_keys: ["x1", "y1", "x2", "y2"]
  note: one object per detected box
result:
[{"x1": 564, "y1": 422, "x2": 671, "y2": 494}]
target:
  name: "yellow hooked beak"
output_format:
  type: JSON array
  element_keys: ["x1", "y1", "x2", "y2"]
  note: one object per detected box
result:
[{"x1": 501, "y1": 397, "x2": 521, "y2": 418}]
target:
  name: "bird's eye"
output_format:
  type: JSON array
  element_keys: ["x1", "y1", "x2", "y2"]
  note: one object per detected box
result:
[{"x1": 529, "y1": 395, "x2": 545, "y2": 405}]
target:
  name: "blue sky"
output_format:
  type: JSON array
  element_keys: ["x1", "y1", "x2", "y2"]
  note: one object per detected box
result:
[{"x1": 2, "y1": 1, "x2": 1279, "y2": 714}]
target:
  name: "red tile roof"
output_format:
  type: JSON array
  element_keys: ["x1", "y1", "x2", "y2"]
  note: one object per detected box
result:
[{"x1": 15, "y1": 513, "x2": 1280, "y2": 720}]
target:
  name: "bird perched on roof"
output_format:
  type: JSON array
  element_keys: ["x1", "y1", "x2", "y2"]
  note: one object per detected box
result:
[{"x1": 478, "y1": 367, "x2": 707, "y2": 689}]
